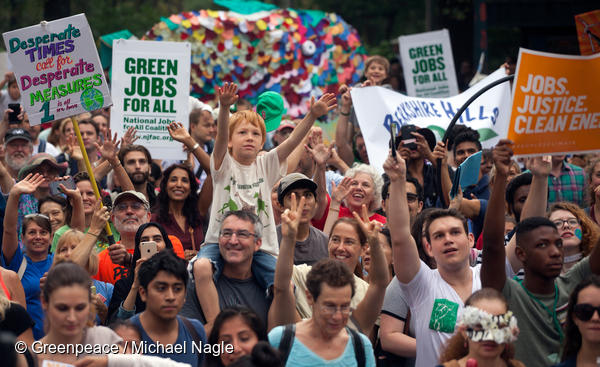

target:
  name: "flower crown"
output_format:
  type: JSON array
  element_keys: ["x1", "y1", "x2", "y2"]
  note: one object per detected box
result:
[{"x1": 457, "y1": 306, "x2": 519, "y2": 344}]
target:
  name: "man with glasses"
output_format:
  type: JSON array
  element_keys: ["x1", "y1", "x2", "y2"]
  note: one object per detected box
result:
[
  {"x1": 95, "y1": 191, "x2": 151, "y2": 284},
  {"x1": 381, "y1": 175, "x2": 423, "y2": 226},
  {"x1": 181, "y1": 210, "x2": 272, "y2": 326}
]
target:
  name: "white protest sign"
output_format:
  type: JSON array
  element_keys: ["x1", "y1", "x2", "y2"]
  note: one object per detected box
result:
[
  {"x1": 111, "y1": 39, "x2": 190, "y2": 160},
  {"x1": 351, "y1": 68, "x2": 511, "y2": 172},
  {"x1": 2, "y1": 14, "x2": 111, "y2": 125},
  {"x1": 399, "y1": 29, "x2": 459, "y2": 98}
]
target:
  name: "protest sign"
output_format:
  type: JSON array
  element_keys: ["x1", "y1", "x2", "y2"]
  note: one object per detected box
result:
[
  {"x1": 351, "y1": 68, "x2": 511, "y2": 172},
  {"x1": 2, "y1": 14, "x2": 111, "y2": 125},
  {"x1": 398, "y1": 29, "x2": 459, "y2": 98},
  {"x1": 507, "y1": 48, "x2": 600, "y2": 157},
  {"x1": 575, "y1": 10, "x2": 600, "y2": 55},
  {"x1": 110, "y1": 39, "x2": 190, "y2": 160}
]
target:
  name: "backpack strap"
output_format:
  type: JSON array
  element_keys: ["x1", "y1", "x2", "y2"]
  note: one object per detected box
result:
[
  {"x1": 181, "y1": 317, "x2": 202, "y2": 365},
  {"x1": 347, "y1": 327, "x2": 365, "y2": 367},
  {"x1": 278, "y1": 323, "x2": 295, "y2": 365},
  {"x1": 38, "y1": 140, "x2": 46, "y2": 153},
  {"x1": 17, "y1": 257, "x2": 27, "y2": 280}
]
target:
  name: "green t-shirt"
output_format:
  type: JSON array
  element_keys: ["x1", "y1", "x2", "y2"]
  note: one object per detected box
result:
[
  {"x1": 51, "y1": 223, "x2": 120, "y2": 253},
  {"x1": 503, "y1": 257, "x2": 591, "y2": 367}
]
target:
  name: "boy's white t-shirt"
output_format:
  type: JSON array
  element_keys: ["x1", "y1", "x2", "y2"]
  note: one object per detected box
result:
[
  {"x1": 206, "y1": 149, "x2": 286, "y2": 256},
  {"x1": 398, "y1": 261, "x2": 482, "y2": 367}
]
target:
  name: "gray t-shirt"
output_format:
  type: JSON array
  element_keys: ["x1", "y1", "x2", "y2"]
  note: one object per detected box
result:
[
  {"x1": 276, "y1": 225, "x2": 329, "y2": 266},
  {"x1": 503, "y1": 256, "x2": 591, "y2": 367},
  {"x1": 180, "y1": 275, "x2": 270, "y2": 325},
  {"x1": 381, "y1": 278, "x2": 416, "y2": 367}
]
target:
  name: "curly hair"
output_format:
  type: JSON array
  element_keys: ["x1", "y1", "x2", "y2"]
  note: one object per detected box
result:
[
  {"x1": 561, "y1": 275, "x2": 600, "y2": 361},
  {"x1": 156, "y1": 164, "x2": 202, "y2": 229},
  {"x1": 548, "y1": 202, "x2": 600, "y2": 256},
  {"x1": 345, "y1": 163, "x2": 384, "y2": 211},
  {"x1": 439, "y1": 288, "x2": 517, "y2": 366},
  {"x1": 585, "y1": 157, "x2": 600, "y2": 206}
]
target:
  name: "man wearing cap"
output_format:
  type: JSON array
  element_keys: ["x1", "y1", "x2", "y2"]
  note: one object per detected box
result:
[
  {"x1": 95, "y1": 190, "x2": 151, "y2": 285},
  {"x1": 2, "y1": 128, "x2": 34, "y2": 181},
  {"x1": 272, "y1": 120, "x2": 295, "y2": 147},
  {"x1": 276, "y1": 173, "x2": 329, "y2": 266}
]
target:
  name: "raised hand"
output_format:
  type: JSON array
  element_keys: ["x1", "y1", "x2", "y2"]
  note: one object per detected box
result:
[
  {"x1": 307, "y1": 126, "x2": 323, "y2": 148},
  {"x1": 95, "y1": 128, "x2": 121, "y2": 163},
  {"x1": 527, "y1": 155, "x2": 552, "y2": 177},
  {"x1": 449, "y1": 186, "x2": 463, "y2": 210},
  {"x1": 310, "y1": 93, "x2": 337, "y2": 118},
  {"x1": 331, "y1": 176, "x2": 353, "y2": 206},
  {"x1": 492, "y1": 139, "x2": 514, "y2": 177},
  {"x1": 432, "y1": 141, "x2": 448, "y2": 165},
  {"x1": 121, "y1": 126, "x2": 139, "y2": 146},
  {"x1": 339, "y1": 84, "x2": 353, "y2": 109},
  {"x1": 11, "y1": 173, "x2": 45, "y2": 195},
  {"x1": 281, "y1": 193, "x2": 305, "y2": 239},
  {"x1": 57, "y1": 176, "x2": 80, "y2": 199},
  {"x1": 382, "y1": 151, "x2": 406, "y2": 182},
  {"x1": 65, "y1": 134, "x2": 83, "y2": 161},
  {"x1": 306, "y1": 142, "x2": 332, "y2": 167},
  {"x1": 167, "y1": 122, "x2": 192, "y2": 143},
  {"x1": 412, "y1": 132, "x2": 434, "y2": 162},
  {"x1": 353, "y1": 204, "x2": 381, "y2": 245},
  {"x1": 132, "y1": 258, "x2": 147, "y2": 289},
  {"x1": 217, "y1": 82, "x2": 239, "y2": 106},
  {"x1": 89, "y1": 202, "x2": 110, "y2": 234}
]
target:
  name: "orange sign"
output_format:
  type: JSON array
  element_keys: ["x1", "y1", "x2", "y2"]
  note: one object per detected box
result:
[
  {"x1": 508, "y1": 48, "x2": 600, "y2": 156},
  {"x1": 575, "y1": 10, "x2": 600, "y2": 55}
]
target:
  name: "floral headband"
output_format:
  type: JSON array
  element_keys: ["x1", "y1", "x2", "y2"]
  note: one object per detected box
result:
[{"x1": 457, "y1": 306, "x2": 519, "y2": 344}]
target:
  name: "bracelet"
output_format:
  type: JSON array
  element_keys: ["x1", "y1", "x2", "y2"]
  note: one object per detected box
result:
[
  {"x1": 88, "y1": 232, "x2": 100, "y2": 237},
  {"x1": 340, "y1": 110, "x2": 350, "y2": 116},
  {"x1": 191, "y1": 143, "x2": 200, "y2": 151},
  {"x1": 330, "y1": 206, "x2": 340, "y2": 212}
]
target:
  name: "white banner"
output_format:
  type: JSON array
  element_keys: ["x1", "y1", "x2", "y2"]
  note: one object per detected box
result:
[
  {"x1": 398, "y1": 29, "x2": 458, "y2": 98},
  {"x1": 351, "y1": 68, "x2": 512, "y2": 172},
  {"x1": 2, "y1": 14, "x2": 112, "y2": 125},
  {"x1": 110, "y1": 39, "x2": 190, "y2": 160}
]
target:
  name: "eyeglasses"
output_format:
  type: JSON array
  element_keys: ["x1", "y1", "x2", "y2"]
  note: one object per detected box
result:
[
  {"x1": 320, "y1": 304, "x2": 353, "y2": 316},
  {"x1": 407, "y1": 193, "x2": 419, "y2": 203},
  {"x1": 25, "y1": 213, "x2": 50, "y2": 220},
  {"x1": 573, "y1": 303, "x2": 600, "y2": 321},
  {"x1": 114, "y1": 202, "x2": 146, "y2": 212},
  {"x1": 220, "y1": 229, "x2": 256, "y2": 240},
  {"x1": 552, "y1": 218, "x2": 579, "y2": 228}
]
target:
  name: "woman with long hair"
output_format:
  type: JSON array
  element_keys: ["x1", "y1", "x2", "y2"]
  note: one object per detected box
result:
[
  {"x1": 37, "y1": 261, "x2": 122, "y2": 364},
  {"x1": 553, "y1": 275, "x2": 600, "y2": 366},
  {"x1": 438, "y1": 288, "x2": 523, "y2": 367},
  {"x1": 207, "y1": 306, "x2": 268, "y2": 367},
  {"x1": 107, "y1": 222, "x2": 177, "y2": 322},
  {"x1": 152, "y1": 163, "x2": 211, "y2": 261},
  {"x1": 547, "y1": 202, "x2": 600, "y2": 273},
  {"x1": 585, "y1": 158, "x2": 600, "y2": 227}
]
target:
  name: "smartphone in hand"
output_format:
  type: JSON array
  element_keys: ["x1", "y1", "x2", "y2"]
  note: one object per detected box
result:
[
  {"x1": 8, "y1": 103, "x2": 20, "y2": 124},
  {"x1": 140, "y1": 241, "x2": 158, "y2": 260},
  {"x1": 49, "y1": 177, "x2": 76, "y2": 196}
]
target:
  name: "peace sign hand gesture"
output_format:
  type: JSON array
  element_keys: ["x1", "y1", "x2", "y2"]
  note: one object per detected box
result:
[
  {"x1": 352, "y1": 204, "x2": 381, "y2": 246},
  {"x1": 281, "y1": 193, "x2": 306, "y2": 240}
]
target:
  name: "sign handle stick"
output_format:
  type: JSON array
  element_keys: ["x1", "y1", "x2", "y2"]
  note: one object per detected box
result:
[
  {"x1": 70, "y1": 116, "x2": 115, "y2": 245},
  {"x1": 436, "y1": 74, "x2": 514, "y2": 206}
]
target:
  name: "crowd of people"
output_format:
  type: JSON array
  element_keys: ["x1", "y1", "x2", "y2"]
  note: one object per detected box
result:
[{"x1": 0, "y1": 51, "x2": 599, "y2": 367}]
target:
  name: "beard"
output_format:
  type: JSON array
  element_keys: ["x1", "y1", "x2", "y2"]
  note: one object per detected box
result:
[
  {"x1": 128, "y1": 171, "x2": 149, "y2": 185},
  {"x1": 5, "y1": 153, "x2": 28, "y2": 171},
  {"x1": 114, "y1": 214, "x2": 144, "y2": 234}
]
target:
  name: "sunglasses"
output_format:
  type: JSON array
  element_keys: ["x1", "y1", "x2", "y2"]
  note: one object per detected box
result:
[{"x1": 573, "y1": 303, "x2": 600, "y2": 321}]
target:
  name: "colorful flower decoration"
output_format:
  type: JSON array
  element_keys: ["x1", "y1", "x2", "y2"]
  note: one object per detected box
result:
[{"x1": 143, "y1": 8, "x2": 367, "y2": 117}]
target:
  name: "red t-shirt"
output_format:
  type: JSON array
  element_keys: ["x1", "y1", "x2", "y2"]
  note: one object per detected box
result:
[{"x1": 94, "y1": 236, "x2": 186, "y2": 285}]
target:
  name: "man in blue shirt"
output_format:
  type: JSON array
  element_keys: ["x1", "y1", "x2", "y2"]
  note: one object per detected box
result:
[{"x1": 130, "y1": 250, "x2": 207, "y2": 366}]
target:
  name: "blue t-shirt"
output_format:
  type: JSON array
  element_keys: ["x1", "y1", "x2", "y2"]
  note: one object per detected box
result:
[
  {"x1": 1, "y1": 246, "x2": 53, "y2": 340},
  {"x1": 129, "y1": 314, "x2": 206, "y2": 367},
  {"x1": 268, "y1": 325, "x2": 376, "y2": 366},
  {"x1": 92, "y1": 279, "x2": 114, "y2": 325}
]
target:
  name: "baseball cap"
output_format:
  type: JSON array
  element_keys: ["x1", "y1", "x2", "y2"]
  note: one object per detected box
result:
[
  {"x1": 18, "y1": 153, "x2": 67, "y2": 180},
  {"x1": 276, "y1": 120, "x2": 296, "y2": 133},
  {"x1": 113, "y1": 190, "x2": 150, "y2": 209},
  {"x1": 5, "y1": 128, "x2": 32, "y2": 144},
  {"x1": 277, "y1": 173, "x2": 317, "y2": 205},
  {"x1": 256, "y1": 91, "x2": 285, "y2": 132}
]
